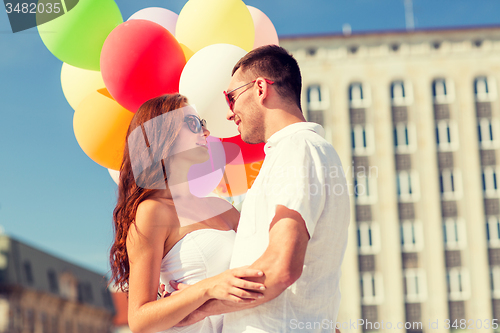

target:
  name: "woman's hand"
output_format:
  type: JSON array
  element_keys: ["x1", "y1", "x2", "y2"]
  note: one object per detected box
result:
[{"x1": 171, "y1": 266, "x2": 266, "y2": 304}]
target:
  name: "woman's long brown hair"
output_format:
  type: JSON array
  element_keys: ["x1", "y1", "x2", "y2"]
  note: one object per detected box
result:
[{"x1": 110, "y1": 94, "x2": 188, "y2": 292}]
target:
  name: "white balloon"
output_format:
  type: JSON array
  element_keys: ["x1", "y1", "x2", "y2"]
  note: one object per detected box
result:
[
  {"x1": 61, "y1": 63, "x2": 105, "y2": 110},
  {"x1": 108, "y1": 168, "x2": 120, "y2": 185},
  {"x1": 128, "y1": 7, "x2": 178, "y2": 36},
  {"x1": 179, "y1": 44, "x2": 247, "y2": 138}
]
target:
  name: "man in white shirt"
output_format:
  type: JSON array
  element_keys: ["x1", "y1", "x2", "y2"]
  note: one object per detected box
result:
[{"x1": 177, "y1": 45, "x2": 350, "y2": 332}]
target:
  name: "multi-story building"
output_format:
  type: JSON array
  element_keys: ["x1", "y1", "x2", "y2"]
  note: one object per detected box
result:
[
  {"x1": 281, "y1": 25, "x2": 500, "y2": 333},
  {"x1": 0, "y1": 233, "x2": 115, "y2": 332}
]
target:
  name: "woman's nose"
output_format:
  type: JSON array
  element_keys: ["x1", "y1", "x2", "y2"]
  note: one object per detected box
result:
[{"x1": 202, "y1": 126, "x2": 210, "y2": 137}]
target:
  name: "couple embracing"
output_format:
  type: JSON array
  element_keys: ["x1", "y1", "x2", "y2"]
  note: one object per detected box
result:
[{"x1": 109, "y1": 45, "x2": 350, "y2": 333}]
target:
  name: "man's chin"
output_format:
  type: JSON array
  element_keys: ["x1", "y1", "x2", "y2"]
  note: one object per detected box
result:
[{"x1": 241, "y1": 134, "x2": 262, "y2": 145}]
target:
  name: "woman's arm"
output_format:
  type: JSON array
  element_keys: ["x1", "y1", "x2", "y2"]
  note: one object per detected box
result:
[{"x1": 126, "y1": 199, "x2": 263, "y2": 333}]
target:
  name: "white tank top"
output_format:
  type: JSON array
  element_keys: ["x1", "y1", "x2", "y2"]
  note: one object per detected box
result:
[{"x1": 158, "y1": 228, "x2": 236, "y2": 333}]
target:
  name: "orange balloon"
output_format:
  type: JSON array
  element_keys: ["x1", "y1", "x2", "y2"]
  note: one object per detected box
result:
[
  {"x1": 73, "y1": 88, "x2": 134, "y2": 170},
  {"x1": 215, "y1": 160, "x2": 263, "y2": 197}
]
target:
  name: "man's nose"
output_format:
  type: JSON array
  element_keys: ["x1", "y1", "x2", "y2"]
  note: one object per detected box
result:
[{"x1": 226, "y1": 108, "x2": 234, "y2": 121}]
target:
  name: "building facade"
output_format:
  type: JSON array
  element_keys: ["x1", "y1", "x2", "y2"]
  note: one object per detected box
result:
[
  {"x1": 281, "y1": 26, "x2": 500, "y2": 333},
  {"x1": 0, "y1": 234, "x2": 115, "y2": 332}
]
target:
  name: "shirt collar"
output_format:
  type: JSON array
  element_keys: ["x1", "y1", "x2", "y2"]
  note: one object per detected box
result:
[{"x1": 264, "y1": 122, "x2": 325, "y2": 154}]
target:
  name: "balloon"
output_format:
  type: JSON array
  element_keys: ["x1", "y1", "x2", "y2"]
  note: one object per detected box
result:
[
  {"x1": 222, "y1": 135, "x2": 265, "y2": 164},
  {"x1": 176, "y1": 0, "x2": 254, "y2": 55},
  {"x1": 179, "y1": 44, "x2": 247, "y2": 138},
  {"x1": 215, "y1": 160, "x2": 263, "y2": 197},
  {"x1": 100, "y1": 20, "x2": 186, "y2": 112},
  {"x1": 247, "y1": 6, "x2": 279, "y2": 49},
  {"x1": 37, "y1": 0, "x2": 123, "y2": 70},
  {"x1": 109, "y1": 168, "x2": 120, "y2": 185},
  {"x1": 61, "y1": 63, "x2": 106, "y2": 110},
  {"x1": 128, "y1": 7, "x2": 178, "y2": 36},
  {"x1": 188, "y1": 136, "x2": 226, "y2": 197},
  {"x1": 73, "y1": 88, "x2": 134, "y2": 170}
]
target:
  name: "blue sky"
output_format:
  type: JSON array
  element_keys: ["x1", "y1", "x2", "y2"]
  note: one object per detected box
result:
[{"x1": 1, "y1": 0, "x2": 500, "y2": 276}]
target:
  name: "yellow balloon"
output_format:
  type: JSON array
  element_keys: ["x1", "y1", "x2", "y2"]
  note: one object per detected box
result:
[
  {"x1": 176, "y1": 0, "x2": 254, "y2": 55},
  {"x1": 73, "y1": 88, "x2": 134, "y2": 170},
  {"x1": 61, "y1": 63, "x2": 106, "y2": 110}
]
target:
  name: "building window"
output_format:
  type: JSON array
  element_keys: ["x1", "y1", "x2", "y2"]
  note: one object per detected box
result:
[
  {"x1": 349, "y1": 82, "x2": 371, "y2": 108},
  {"x1": 360, "y1": 272, "x2": 384, "y2": 305},
  {"x1": 487, "y1": 216, "x2": 500, "y2": 248},
  {"x1": 475, "y1": 76, "x2": 497, "y2": 102},
  {"x1": 307, "y1": 85, "x2": 329, "y2": 111},
  {"x1": 447, "y1": 268, "x2": 471, "y2": 301},
  {"x1": 47, "y1": 269, "x2": 59, "y2": 294},
  {"x1": 436, "y1": 120, "x2": 459, "y2": 151},
  {"x1": 357, "y1": 222, "x2": 381, "y2": 255},
  {"x1": 483, "y1": 167, "x2": 500, "y2": 198},
  {"x1": 23, "y1": 261, "x2": 33, "y2": 285},
  {"x1": 404, "y1": 269, "x2": 428, "y2": 303},
  {"x1": 491, "y1": 266, "x2": 500, "y2": 298},
  {"x1": 396, "y1": 171, "x2": 420, "y2": 202},
  {"x1": 443, "y1": 218, "x2": 467, "y2": 250},
  {"x1": 478, "y1": 118, "x2": 500, "y2": 149},
  {"x1": 354, "y1": 174, "x2": 378, "y2": 204},
  {"x1": 401, "y1": 220, "x2": 424, "y2": 252},
  {"x1": 439, "y1": 169, "x2": 463, "y2": 200},
  {"x1": 433, "y1": 78, "x2": 455, "y2": 104},
  {"x1": 394, "y1": 123, "x2": 417, "y2": 154},
  {"x1": 351, "y1": 124, "x2": 375, "y2": 156},
  {"x1": 391, "y1": 80, "x2": 414, "y2": 106}
]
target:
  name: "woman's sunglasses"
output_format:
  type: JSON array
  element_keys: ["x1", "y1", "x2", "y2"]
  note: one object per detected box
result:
[{"x1": 184, "y1": 115, "x2": 207, "y2": 134}]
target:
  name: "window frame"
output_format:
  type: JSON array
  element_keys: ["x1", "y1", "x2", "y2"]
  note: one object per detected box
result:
[
  {"x1": 439, "y1": 169, "x2": 463, "y2": 200},
  {"x1": 396, "y1": 170, "x2": 421, "y2": 203},
  {"x1": 475, "y1": 76, "x2": 498, "y2": 102},
  {"x1": 435, "y1": 120, "x2": 459, "y2": 152},
  {"x1": 433, "y1": 78, "x2": 456, "y2": 104},
  {"x1": 404, "y1": 268, "x2": 428, "y2": 303},
  {"x1": 394, "y1": 122, "x2": 418, "y2": 154},
  {"x1": 400, "y1": 220, "x2": 425, "y2": 252},
  {"x1": 391, "y1": 80, "x2": 414, "y2": 106},
  {"x1": 349, "y1": 82, "x2": 372, "y2": 108},
  {"x1": 478, "y1": 118, "x2": 500, "y2": 149},
  {"x1": 483, "y1": 166, "x2": 500, "y2": 198},
  {"x1": 360, "y1": 272, "x2": 384, "y2": 305},
  {"x1": 357, "y1": 221, "x2": 381, "y2": 255},
  {"x1": 354, "y1": 173, "x2": 378, "y2": 204},
  {"x1": 351, "y1": 124, "x2": 375, "y2": 156},
  {"x1": 447, "y1": 267, "x2": 471, "y2": 301},
  {"x1": 486, "y1": 216, "x2": 500, "y2": 248},
  {"x1": 443, "y1": 218, "x2": 467, "y2": 250},
  {"x1": 307, "y1": 84, "x2": 330, "y2": 111}
]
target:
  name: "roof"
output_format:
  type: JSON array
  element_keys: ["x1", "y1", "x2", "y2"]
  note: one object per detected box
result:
[{"x1": 0, "y1": 234, "x2": 114, "y2": 313}]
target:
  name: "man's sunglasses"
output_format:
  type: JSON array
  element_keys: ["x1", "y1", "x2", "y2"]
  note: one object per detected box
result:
[
  {"x1": 184, "y1": 115, "x2": 207, "y2": 134},
  {"x1": 223, "y1": 79, "x2": 274, "y2": 111}
]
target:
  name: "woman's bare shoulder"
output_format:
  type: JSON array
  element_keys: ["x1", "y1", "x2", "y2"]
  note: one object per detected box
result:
[{"x1": 135, "y1": 198, "x2": 179, "y2": 229}]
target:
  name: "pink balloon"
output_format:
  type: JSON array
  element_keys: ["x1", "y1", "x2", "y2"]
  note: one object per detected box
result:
[
  {"x1": 247, "y1": 6, "x2": 279, "y2": 49},
  {"x1": 128, "y1": 7, "x2": 178, "y2": 36},
  {"x1": 188, "y1": 136, "x2": 227, "y2": 197}
]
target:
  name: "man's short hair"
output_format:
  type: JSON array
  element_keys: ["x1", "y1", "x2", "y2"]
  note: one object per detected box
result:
[{"x1": 232, "y1": 45, "x2": 302, "y2": 110}]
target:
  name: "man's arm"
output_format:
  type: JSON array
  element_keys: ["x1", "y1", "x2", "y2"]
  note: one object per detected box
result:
[{"x1": 176, "y1": 204, "x2": 310, "y2": 325}]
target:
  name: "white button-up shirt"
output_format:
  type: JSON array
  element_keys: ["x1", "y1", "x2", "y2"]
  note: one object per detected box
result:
[{"x1": 223, "y1": 122, "x2": 351, "y2": 332}]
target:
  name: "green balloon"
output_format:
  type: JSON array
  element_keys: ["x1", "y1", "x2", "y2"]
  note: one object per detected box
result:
[{"x1": 37, "y1": 0, "x2": 123, "y2": 71}]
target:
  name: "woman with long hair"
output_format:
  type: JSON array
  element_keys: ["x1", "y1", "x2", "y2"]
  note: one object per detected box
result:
[{"x1": 110, "y1": 94, "x2": 265, "y2": 333}]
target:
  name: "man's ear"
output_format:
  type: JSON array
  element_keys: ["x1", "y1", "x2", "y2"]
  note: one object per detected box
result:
[{"x1": 255, "y1": 77, "x2": 270, "y2": 104}]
